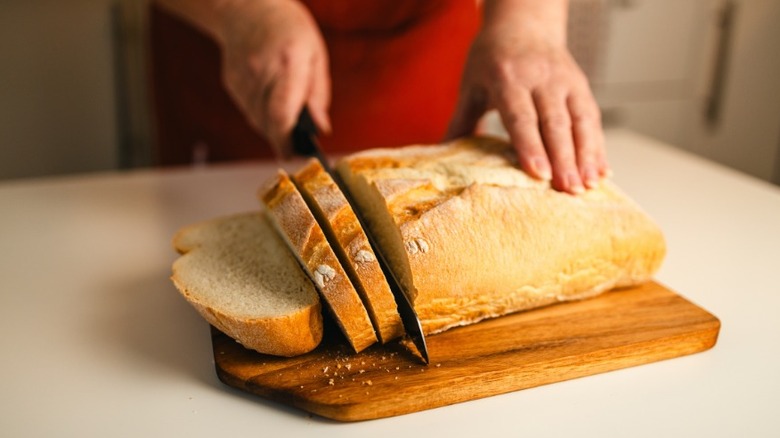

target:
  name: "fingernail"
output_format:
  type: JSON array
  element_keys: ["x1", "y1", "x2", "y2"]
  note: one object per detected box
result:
[
  {"x1": 321, "y1": 117, "x2": 333, "y2": 135},
  {"x1": 531, "y1": 157, "x2": 552, "y2": 181},
  {"x1": 567, "y1": 172, "x2": 585, "y2": 194},
  {"x1": 583, "y1": 167, "x2": 600, "y2": 189}
]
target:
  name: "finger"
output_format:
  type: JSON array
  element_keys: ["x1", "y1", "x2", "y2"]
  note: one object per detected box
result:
[
  {"x1": 495, "y1": 88, "x2": 551, "y2": 181},
  {"x1": 223, "y1": 58, "x2": 276, "y2": 147},
  {"x1": 241, "y1": 76, "x2": 270, "y2": 133},
  {"x1": 445, "y1": 85, "x2": 488, "y2": 140},
  {"x1": 221, "y1": 56, "x2": 251, "y2": 106},
  {"x1": 533, "y1": 89, "x2": 583, "y2": 194},
  {"x1": 599, "y1": 150, "x2": 612, "y2": 178},
  {"x1": 263, "y1": 60, "x2": 311, "y2": 157},
  {"x1": 306, "y1": 51, "x2": 332, "y2": 135},
  {"x1": 568, "y1": 92, "x2": 605, "y2": 188}
]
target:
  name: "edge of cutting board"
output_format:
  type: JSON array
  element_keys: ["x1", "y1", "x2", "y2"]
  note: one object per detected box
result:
[{"x1": 211, "y1": 281, "x2": 720, "y2": 421}]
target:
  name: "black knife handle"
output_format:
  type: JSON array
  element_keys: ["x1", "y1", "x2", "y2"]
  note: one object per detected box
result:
[{"x1": 292, "y1": 107, "x2": 319, "y2": 156}]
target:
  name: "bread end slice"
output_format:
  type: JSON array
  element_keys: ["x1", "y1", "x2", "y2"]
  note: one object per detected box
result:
[{"x1": 171, "y1": 212, "x2": 322, "y2": 357}]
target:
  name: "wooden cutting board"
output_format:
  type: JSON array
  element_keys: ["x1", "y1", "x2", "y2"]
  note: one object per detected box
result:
[{"x1": 212, "y1": 281, "x2": 720, "y2": 421}]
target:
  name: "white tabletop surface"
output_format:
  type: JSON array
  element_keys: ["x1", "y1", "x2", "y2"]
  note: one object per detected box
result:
[{"x1": 1, "y1": 129, "x2": 779, "y2": 437}]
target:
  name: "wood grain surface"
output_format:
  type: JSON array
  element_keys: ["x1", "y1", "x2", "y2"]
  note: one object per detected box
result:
[{"x1": 212, "y1": 282, "x2": 720, "y2": 421}]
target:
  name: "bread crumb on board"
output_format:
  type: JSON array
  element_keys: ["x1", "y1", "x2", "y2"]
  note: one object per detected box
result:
[{"x1": 309, "y1": 347, "x2": 442, "y2": 391}]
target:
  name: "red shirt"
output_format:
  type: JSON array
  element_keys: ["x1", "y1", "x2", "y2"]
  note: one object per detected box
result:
[{"x1": 150, "y1": 1, "x2": 480, "y2": 164}]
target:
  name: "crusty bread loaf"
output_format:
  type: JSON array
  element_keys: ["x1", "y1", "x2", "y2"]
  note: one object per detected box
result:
[
  {"x1": 293, "y1": 158, "x2": 404, "y2": 343},
  {"x1": 337, "y1": 136, "x2": 667, "y2": 335},
  {"x1": 259, "y1": 169, "x2": 378, "y2": 352},
  {"x1": 171, "y1": 212, "x2": 322, "y2": 356}
]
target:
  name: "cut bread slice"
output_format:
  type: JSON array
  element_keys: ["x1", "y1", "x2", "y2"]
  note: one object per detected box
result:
[
  {"x1": 293, "y1": 158, "x2": 404, "y2": 343},
  {"x1": 259, "y1": 169, "x2": 377, "y2": 352},
  {"x1": 337, "y1": 136, "x2": 667, "y2": 335},
  {"x1": 171, "y1": 212, "x2": 322, "y2": 357}
]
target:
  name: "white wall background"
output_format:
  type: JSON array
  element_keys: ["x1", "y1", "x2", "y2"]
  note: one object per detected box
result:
[
  {"x1": 1, "y1": 0, "x2": 778, "y2": 186},
  {"x1": 594, "y1": 0, "x2": 780, "y2": 185},
  {"x1": 0, "y1": 0, "x2": 118, "y2": 180}
]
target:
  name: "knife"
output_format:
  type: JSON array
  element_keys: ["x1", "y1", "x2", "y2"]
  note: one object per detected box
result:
[{"x1": 291, "y1": 107, "x2": 430, "y2": 364}]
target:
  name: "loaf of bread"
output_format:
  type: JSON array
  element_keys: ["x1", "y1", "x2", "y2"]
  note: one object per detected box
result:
[
  {"x1": 171, "y1": 136, "x2": 666, "y2": 357},
  {"x1": 337, "y1": 136, "x2": 666, "y2": 335},
  {"x1": 171, "y1": 212, "x2": 322, "y2": 356},
  {"x1": 294, "y1": 159, "x2": 404, "y2": 343},
  {"x1": 259, "y1": 169, "x2": 378, "y2": 352}
]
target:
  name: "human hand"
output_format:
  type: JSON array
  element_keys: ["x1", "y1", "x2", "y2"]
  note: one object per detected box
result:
[
  {"x1": 447, "y1": 7, "x2": 608, "y2": 194},
  {"x1": 217, "y1": 0, "x2": 331, "y2": 157}
]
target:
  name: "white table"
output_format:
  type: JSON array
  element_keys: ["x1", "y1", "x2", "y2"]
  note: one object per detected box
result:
[{"x1": 2, "y1": 129, "x2": 778, "y2": 437}]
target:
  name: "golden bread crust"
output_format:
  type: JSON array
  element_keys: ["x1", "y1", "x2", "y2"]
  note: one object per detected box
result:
[
  {"x1": 294, "y1": 159, "x2": 404, "y2": 343},
  {"x1": 259, "y1": 170, "x2": 378, "y2": 352},
  {"x1": 338, "y1": 137, "x2": 666, "y2": 334}
]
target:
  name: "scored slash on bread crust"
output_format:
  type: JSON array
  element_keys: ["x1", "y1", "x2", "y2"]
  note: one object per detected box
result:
[
  {"x1": 294, "y1": 158, "x2": 404, "y2": 343},
  {"x1": 171, "y1": 212, "x2": 323, "y2": 357},
  {"x1": 336, "y1": 136, "x2": 667, "y2": 335},
  {"x1": 259, "y1": 169, "x2": 378, "y2": 353}
]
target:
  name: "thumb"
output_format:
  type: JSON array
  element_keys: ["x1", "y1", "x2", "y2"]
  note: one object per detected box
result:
[
  {"x1": 445, "y1": 87, "x2": 488, "y2": 140},
  {"x1": 306, "y1": 53, "x2": 332, "y2": 135}
]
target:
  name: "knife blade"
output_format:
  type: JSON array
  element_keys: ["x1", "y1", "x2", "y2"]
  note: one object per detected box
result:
[{"x1": 291, "y1": 107, "x2": 430, "y2": 364}]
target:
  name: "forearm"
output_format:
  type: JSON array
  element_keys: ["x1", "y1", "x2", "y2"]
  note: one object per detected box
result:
[
  {"x1": 153, "y1": 0, "x2": 277, "y2": 44},
  {"x1": 481, "y1": 0, "x2": 568, "y2": 47}
]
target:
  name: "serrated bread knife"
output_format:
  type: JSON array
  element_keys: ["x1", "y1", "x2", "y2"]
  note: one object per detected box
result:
[{"x1": 291, "y1": 107, "x2": 429, "y2": 364}]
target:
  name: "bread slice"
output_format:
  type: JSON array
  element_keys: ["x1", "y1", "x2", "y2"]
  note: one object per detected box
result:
[
  {"x1": 171, "y1": 212, "x2": 322, "y2": 356},
  {"x1": 293, "y1": 158, "x2": 404, "y2": 343},
  {"x1": 259, "y1": 169, "x2": 378, "y2": 352},
  {"x1": 336, "y1": 136, "x2": 667, "y2": 335}
]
